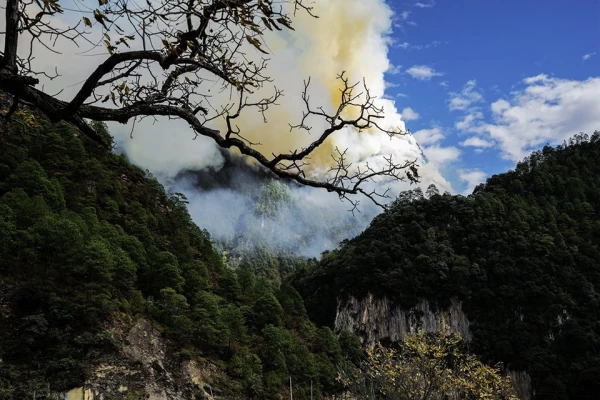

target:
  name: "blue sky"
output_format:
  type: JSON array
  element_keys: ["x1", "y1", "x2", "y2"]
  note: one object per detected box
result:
[{"x1": 383, "y1": 0, "x2": 600, "y2": 193}]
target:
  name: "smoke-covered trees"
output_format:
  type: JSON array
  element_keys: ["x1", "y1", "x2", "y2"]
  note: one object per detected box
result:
[
  {"x1": 253, "y1": 180, "x2": 291, "y2": 219},
  {"x1": 0, "y1": 0, "x2": 419, "y2": 207},
  {"x1": 425, "y1": 183, "x2": 440, "y2": 198}
]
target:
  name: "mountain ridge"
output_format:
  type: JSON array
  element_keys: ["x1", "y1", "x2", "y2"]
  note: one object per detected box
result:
[{"x1": 293, "y1": 131, "x2": 600, "y2": 400}]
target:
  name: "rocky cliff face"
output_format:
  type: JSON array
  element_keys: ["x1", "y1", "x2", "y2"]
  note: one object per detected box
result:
[
  {"x1": 59, "y1": 319, "x2": 229, "y2": 400},
  {"x1": 334, "y1": 294, "x2": 471, "y2": 347},
  {"x1": 508, "y1": 370, "x2": 532, "y2": 400},
  {"x1": 335, "y1": 293, "x2": 531, "y2": 400}
]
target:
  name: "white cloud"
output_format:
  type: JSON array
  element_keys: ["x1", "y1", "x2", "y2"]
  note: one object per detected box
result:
[
  {"x1": 396, "y1": 93, "x2": 408, "y2": 98},
  {"x1": 455, "y1": 111, "x2": 483, "y2": 131},
  {"x1": 449, "y1": 81, "x2": 486, "y2": 138},
  {"x1": 401, "y1": 107, "x2": 420, "y2": 121},
  {"x1": 424, "y1": 145, "x2": 461, "y2": 166},
  {"x1": 416, "y1": 40, "x2": 443, "y2": 49},
  {"x1": 413, "y1": 127, "x2": 444, "y2": 145},
  {"x1": 460, "y1": 136, "x2": 495, "y2": 148},
  {"x1": 522, "y1": 74, "x2": 550, "y2": 84},
  {"x1": 414, "y1": 1, "x2": 435, "y2": 8},
  {"x1": 387, "y1": 64, "x2": 402, "y2": 74},
  {"x1": 449, "y1": 80, "x2": 483, "y2": 111},
  {"x1": 393, "y1": 9, "x2": 418, "y2": 29},
  {"x1": 449, "y1": 75, "x2": 600, "y2": 162},
  {"x1": 458, "y1": 169, "x2": 487, "y2": 195},
  {"x1": 480, "y1": 75, "x2": 600, "y2": 161},
  {"x1": 406, "y1": 65, "x2": 443, "y2": 80},
  {"x1": 393, "y1": 40, "x2": 444, "y2": 50},
  {"x1": 440, "y1": 81, "x2": 449, "y2": 88},
  {"x1": 583, "y1": 52, "x2": 596, "y2": 60},
  {"x1": 412, "y1": 127, "x2": 460, "y2": 167},
  {"x1": 449, "y1": 97, "x2": 471, "y2": 111}
]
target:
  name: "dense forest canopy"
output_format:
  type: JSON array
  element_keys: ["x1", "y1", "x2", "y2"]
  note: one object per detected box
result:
[
  {"x1": 0, "y1": 104, "x2": 363, "y2": 399},
  {"x1": 294, "y1": 132, "x2": 600, "y2": 400},
  {"x1": 2, "y1": 84, "x2": 600, "y2": 399}
]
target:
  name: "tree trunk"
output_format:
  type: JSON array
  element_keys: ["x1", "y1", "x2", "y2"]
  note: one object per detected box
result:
[{"x1": 2, "y1": 0, "x2": 20, "y2": 72}]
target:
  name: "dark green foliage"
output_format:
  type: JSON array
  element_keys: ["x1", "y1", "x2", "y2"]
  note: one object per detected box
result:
[
  {"x1": 0, "y1": 109, "x2": 344, "y2": 399},
  {"x1": 237, "y1": 262, "x2": 256, "y2": 300},
  {"x1": 295, "y1": 132, "x2": 600, "y2": 400},
  {"x1": 252, "y1": 293, "x2": 285, "y2": 329},
  {"x1": 338, "y1": 330, "x2": 364, "y2": 363}
]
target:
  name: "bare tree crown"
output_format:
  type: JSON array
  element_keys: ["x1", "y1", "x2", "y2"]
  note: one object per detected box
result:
[{"x1": 0, "y1": 0, "x2": 419, "y2": 208}]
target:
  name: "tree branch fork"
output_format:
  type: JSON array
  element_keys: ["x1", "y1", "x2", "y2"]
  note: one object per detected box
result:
[{"x1": 0, "y1": 0, "x2": 419, "y2": 208}]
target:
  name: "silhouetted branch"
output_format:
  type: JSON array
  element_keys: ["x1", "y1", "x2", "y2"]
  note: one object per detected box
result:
[{"x1": 0, "y1": 0, "x2": 418, "y2": 207}]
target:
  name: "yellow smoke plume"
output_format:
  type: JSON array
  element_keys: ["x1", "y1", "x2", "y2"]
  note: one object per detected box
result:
[
  {"x1": 8, "y1": 0, "x2": 453, "y2": 192},
  {"x1": 212, "y1": 0, "x2": 404, "y2": 175}
]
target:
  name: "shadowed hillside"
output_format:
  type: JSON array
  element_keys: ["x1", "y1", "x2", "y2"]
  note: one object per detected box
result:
[
  {"x1": 0, "y1": 103, "x2": 358, "y2": 400},
  {"x1": 293, "y1": 132, "x2": 600, "y2": 400}
]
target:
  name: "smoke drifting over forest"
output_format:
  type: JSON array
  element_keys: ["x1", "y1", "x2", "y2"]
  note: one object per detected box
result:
[
  {"x1": 107, "y1": 0, "x2": 453, "y2": 256},
  {"x1": 165, "y1": 151, "x2": 378, "y2": 257},
  {"x1": 4, "y1": 0, "x2": 454, "y2": 255}
]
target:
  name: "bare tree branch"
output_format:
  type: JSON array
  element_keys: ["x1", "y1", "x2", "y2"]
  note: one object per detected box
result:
[{"x1": 0, "y1": 0, "x2": 419, "y2": 207}]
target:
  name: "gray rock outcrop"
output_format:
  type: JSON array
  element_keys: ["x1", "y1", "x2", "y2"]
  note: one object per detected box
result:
[
  {"x1": 335, "y1": 294, "x2": 471, "y2": 347},
  {"x1": 59, "y1": 318, "x2": 224, "y2": 400}
]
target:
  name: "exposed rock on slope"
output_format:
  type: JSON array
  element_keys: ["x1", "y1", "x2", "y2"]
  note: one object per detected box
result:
[
  {"x1": 508, "y1": 370, "x2": 533, "y2": 400},
  {"x1": 59, "y1": 318, "x2": 225, "y2": 400},
  {"x1": 335, "y1": 294, "x2": 471, "y2": 347}
]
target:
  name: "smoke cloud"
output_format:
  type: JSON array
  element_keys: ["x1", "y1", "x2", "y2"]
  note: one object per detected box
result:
[
  {"x1": 4, "y1": 0, "x2": 454, "y2": 256},
  {"x1": 142, "y1": 0, "x2": 452, "y2": 256},
  {"x1": 111, "y1": 0, "x2": 452, "y2": 181}
]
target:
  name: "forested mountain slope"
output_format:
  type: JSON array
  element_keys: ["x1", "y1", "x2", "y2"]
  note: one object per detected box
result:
[
  {"x1": 293, "y1": 132, "x2": 600, "y2": 400},
  {"x1": 176, "y1": 157, "x2": 374, "y2": 276},
  {"x1": 0, "y1": 104, "x2": 356, "y2": 399}
]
